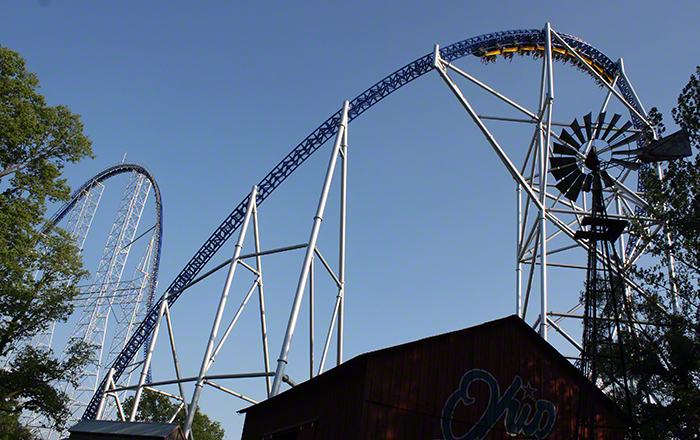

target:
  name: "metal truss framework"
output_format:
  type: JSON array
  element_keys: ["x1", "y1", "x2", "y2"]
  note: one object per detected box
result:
[
  {"x1": 63, "y1": 170, "x2": 151, "y2": 418},
  {"x1": 85, "y1": 25, "x2": 667, "y2": 425},
  {"x1": 431, "y1": 25, "x2": 659, "y2": 348},
  {"x1": 96, "y1": 102, "x2": 351, "y2": 438},
  {"x1": 35, "y1": 163, "x2": 164, "y2": 432},
  {"x1": 30, "y1": 182, "x2": 106, "y2": 351}
]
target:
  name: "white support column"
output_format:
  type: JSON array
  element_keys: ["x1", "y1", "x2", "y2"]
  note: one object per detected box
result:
[
  {"x1": 95, "y1": 368, "x2": 115, "y2": 420},
  {"x1": 252, "y1": 202, "x2": 272, "y2": 396},
  {"x1": 337, "y1": 115, "x2": 348, "y2": 365},
  {"x1": 309, "y1": 258, "x2": 315, "y2": 379},
  {"x1": 617, "y1": 58, "x2": 648, "y2": 120},
  {"x1": 538, "y1": 22, "x2": 555, "y2": 340},
  {"x1": 183, "y1": 187, "x2": 258, "y2": 438},
  {"x1": 270, "y1": 101, "x2": 350, "y2": 397},
  {"x1": 516, "y1": 184, "x2": 523, "y2": 317},
  {"x1": 433, "y1": 42, "x2": 557, "y2": 332},
  {"x1": 164, "y1": 301, "x2": 189, "y2": 419},
  {"x1": 130, "y1": 288, "x2": 170, "y2": 421}
]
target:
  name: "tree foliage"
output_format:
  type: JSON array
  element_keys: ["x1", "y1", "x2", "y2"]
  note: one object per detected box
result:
[
  {"x1": 0, "y1": 44, "x2": 94, "y2": 434},
  {"x1": 122, "y1": 392, "x2": 225, "y2": 440},
  {"x1": 626, "y1": 66, "x2": 700, "y2": 439}
]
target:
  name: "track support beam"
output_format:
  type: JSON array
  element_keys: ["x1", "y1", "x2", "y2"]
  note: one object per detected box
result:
[{"x1": 270, "y1": 101, "x2": 350, "y2": 397}]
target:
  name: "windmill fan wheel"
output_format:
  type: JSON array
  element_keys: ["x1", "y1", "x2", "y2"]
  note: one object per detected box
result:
[{"x1": 549, "y1": 112, "x2": 646, "y2": 202}]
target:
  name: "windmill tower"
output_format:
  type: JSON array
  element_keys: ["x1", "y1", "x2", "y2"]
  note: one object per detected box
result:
[{"x1": 549, "y1": 112, "x2": 690, "y2": 437}]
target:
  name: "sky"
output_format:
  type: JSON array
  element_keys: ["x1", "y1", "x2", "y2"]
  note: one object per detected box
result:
[{"x1": 2, "y1": 1, "x2": 700, "y2": 438}]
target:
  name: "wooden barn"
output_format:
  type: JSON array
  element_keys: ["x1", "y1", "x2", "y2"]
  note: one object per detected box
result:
[{"x1": 239, "y1": 315, "x2": 630, "y2": 439}]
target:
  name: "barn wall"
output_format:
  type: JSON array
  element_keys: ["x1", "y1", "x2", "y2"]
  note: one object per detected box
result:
[
  {"x1": 360, "y1": 318, "x2": 629, "y2": 439},
  {"x1": 240, "y1": 358, "x2": 366, "y2": 440},
  {"x1": 242, "y1": 316, "x2": 630, "y2": 440}
]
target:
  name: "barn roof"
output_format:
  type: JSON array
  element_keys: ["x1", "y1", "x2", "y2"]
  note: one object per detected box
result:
[
  {"x1": 240, "y1": 314, "x2": 626, "y2": 419},
  {"x1": 241, "y1": 315, "x2": 584, "y2": 412}
]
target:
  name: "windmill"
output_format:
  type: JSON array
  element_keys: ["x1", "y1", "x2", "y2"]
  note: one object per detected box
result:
[{"x1": 549, "y1": 112, "x2": 690, "y2": 438}]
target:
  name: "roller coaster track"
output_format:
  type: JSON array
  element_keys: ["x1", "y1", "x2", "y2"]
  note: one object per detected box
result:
[
  {"x1": 48, "y1": 162, "x2": 163, "y2": 301},
  {"x1": 83, "y1": 27, "x2": 643, "y2": 419}
]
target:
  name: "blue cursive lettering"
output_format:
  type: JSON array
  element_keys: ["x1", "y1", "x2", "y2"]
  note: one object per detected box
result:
[{"x1": 439, "y1": 369, "x2": 556, "y2": 440}]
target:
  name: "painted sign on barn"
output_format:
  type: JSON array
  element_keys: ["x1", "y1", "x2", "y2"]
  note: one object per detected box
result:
[{"x1": 439, "y1": 369, "x2": 557, "y2": 440}]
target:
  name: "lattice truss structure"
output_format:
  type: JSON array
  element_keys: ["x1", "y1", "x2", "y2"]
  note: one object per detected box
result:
[
  {"x1": 66, "y1": 171, "x2": 151, "y2": 412},
  {"x1": 30, "y1": 181, "x2": 105, "y2": 352},
  {"x1": 430, "y1": 26, "x2": 659, "y2": 345},
  {"x1": 19, "y1": 163, "x2": 163, "y2": 437},
  {"x1": 77, "y1": 24, "x2": 684, "y2": 439}
]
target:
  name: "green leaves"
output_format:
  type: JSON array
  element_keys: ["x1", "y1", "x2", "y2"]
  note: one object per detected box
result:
[
  {"x1": 0, "y1": 342, "x2": 93, "y2": 431},
  {"x1": 626, "y1": 66, "x2": 700, "y2": 439},
  {"x1": 0, "y1": 45, "x2": 93, "y2": 433},
  {"x1": 0, "y1": 193, "x2": 88, "y2": 356},
  {"x1": 672, "y1": 67, "x2": 700, "y2": 146},
  {"x1": 122, "y1": 392, "x2": 226, "y2": 440},
  {"x1": 0, "y1": 45, "x2": 93, "y2": 206}
]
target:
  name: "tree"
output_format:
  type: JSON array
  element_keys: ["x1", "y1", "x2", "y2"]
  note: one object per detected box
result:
[
  {"x1": 625, "y1": 67, "x2": 700, "y2": 439},
  {"x1": 122, "y1": 392, "x2": 225, "y2": 440},
  {"x1": 0, "y1": 44, "x2": 94, "y2": 435}
]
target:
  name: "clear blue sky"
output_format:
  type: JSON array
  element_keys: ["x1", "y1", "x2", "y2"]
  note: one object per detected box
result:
[{"x1": 3, "y1": 1, "x2": 699, "y2": 437}]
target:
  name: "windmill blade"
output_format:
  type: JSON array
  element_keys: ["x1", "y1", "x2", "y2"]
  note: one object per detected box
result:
[
  {"x1": 594, "y1": 112, "x2": 606, "y2": 139},
  {"x1": 556, "y1": 169, "x2": 585, "y2": 200},
  {"x1": 553, "y1": 142, "x2": 577, "y2": 155},
  {"x1": 609, "y1": 131, "x2": 644, "y2": 150},
  {"x1": 550, "y1": 156, "x2": 578, "y2": 180},
  {"x1": 564, "y1": 173, "x2": 586, "y2": 202},
  {"x1": 607, "y1": 120, "x2": 633, "y2": 144},
  {"x1": 610, "y1": 158, "x2": 642, "y2": 170},
  {"x1": 583, "y1": 112, "x2": 593, "y2": 140},
  {"x1": 559, "y1": 128, "x2": 581, "y2": 150},
  {"x1": 582, "y1": 174, "x2": 593, "y2": 192},
  {"x1": 571, "y1": 118, "x2": 587, "y2": 144},
  {"x1": 601, "y1": 113, "x2": 622, "y2": 140}
]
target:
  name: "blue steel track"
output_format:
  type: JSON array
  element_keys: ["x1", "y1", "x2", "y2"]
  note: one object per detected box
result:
[{"x1": 83, "y1": 28, "x2": 643, "y2": 419}]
